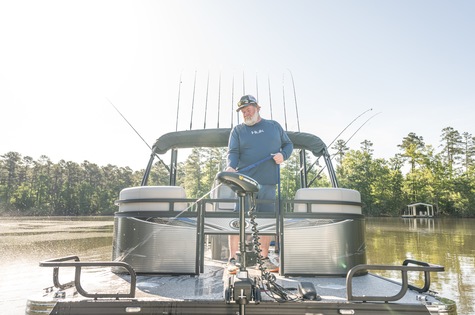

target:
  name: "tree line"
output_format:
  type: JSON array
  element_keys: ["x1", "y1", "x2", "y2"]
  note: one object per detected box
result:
[{"x1": 1, "y1": 126, "x2": 474, "y2": 217}]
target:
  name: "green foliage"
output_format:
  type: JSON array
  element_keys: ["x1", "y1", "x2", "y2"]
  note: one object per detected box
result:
[
  {"x1": 0, "y1": 153, "x2": 142, "y2": 216},
  {"x1": 1, "y1": 126, "x2": 474, "y2": 217},
  {"x1": 335, "y1": 127, "x2": 475, "y2": 217}
]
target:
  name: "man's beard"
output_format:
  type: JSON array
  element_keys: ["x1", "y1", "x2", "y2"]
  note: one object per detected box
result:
[{"x1": 244, "y1": 111, "x2": 260, "y2": 126}]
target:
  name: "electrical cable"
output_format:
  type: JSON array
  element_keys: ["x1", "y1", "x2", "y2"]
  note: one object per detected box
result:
[{"x1": 247, "y1": 173, "x2": 301, "y2": 303}]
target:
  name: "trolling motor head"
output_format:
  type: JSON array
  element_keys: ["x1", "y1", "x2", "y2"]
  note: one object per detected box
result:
[{"x1": 215, "y1": 172, "x2": 259, "y2": 196}]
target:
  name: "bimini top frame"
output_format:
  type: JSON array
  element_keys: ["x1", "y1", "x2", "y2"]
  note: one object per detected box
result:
[{"x1": 141, "y1": 128, "x2": 338, "y2": 188}]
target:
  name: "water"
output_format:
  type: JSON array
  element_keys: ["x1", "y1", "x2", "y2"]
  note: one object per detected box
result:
[
  {"x1": 0, "y1": 217, "x2": 115, "y2": 315},
  {"x1": 0, "y1": 216, "x2": 474, "y2": 314},
  {"x1": 365, "y1": 217, "x2": 475, "y2": 315}
]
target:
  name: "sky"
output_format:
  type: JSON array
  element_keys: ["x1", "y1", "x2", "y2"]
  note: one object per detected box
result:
[{"x1": 1, "y1": 0, "x2": 474, "y2": 170}]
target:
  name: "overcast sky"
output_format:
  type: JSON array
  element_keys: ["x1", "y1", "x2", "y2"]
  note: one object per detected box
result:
[{"x1": 1, "y1": 0, "x2": 474, "y2": 170}]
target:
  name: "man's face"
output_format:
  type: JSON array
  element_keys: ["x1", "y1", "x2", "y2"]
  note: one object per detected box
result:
[{"x1": 240, "y1": 105, "x2": 260, "y2": 126}]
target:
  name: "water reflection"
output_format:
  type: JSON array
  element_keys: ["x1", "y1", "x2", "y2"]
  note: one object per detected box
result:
[
  {"x1": 1, "y1": 217, "x2": 473, "y2": 315},
  {"x1": 0, "y1": 217, "x2": 114, "y2": 315},
  {"x1": 366, "y1": 217, "x2": 475, "y2": 315}
]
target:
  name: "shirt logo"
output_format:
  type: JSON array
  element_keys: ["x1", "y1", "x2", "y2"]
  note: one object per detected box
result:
[{"x1": 251, "y1": 129, "x2": 264, "y2": 135}]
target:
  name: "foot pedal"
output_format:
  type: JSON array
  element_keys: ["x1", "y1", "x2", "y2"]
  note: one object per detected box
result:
[{"x1": 298, "y1": 282, "x2": 321, "y2": 300}]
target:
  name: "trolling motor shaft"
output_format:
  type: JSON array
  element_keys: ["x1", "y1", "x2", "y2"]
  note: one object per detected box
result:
[
  {"x1": 216, "y1": 171, "x2": 259, "y2": 272},
  {"x1": 215, "y1": 172, "x2": 261, "y2": 310}
]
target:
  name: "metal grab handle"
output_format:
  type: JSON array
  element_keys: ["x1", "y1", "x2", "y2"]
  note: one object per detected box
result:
[
  {"x1": 346, "y1": 260, "x2": 444, "y2": 302},
  {"x1": 40, "y1": 255, "x2": 137, "y2": 299},
  {"x1": 402, "y1": 259, "x2": 439, "y2": 293}
]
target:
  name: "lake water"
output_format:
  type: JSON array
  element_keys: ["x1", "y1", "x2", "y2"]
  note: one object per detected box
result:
[{"x1": 0, "y1": 216, "x2": 473, "y2": 315}]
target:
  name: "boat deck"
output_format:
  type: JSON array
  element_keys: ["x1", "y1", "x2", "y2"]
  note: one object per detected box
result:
[{"x1": 27, "y1": 253, "x2": 455, "y2": 315}]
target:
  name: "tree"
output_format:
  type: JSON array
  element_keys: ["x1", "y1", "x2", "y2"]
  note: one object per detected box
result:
[
  {"x1": 440, "y1": 127, "x2": 463, "y2": 177},
  {"x1": 338, "y1": 141, "x2": 376, "y2": 215},
  {"x1": 331, "y1": 139, "x2": 349, "y2": 166},
  {"x1": 460, "y1": 132, "x2": 475, "y2": 173},
  {"x1": 398, "y1": 133, "x2": 426, "y2": 201},
  {"x1": 398, "y1": 132, "x2": 425, "y2": 172},
  {"x1": 280, "y1": 150, "x2": 302, "y2": 201},
  {"x1": 148, "y1": 161, "x2": 172, "y2": 186},
  {"x1": 0, "y1": 152, "x2": 22, "y2": 208},
  {"x1": 183, "y1": 148, "x2": 204, "y2": 198},
  {"x1": 201, "y1": 147, "x2": 226, "y2": 196}
]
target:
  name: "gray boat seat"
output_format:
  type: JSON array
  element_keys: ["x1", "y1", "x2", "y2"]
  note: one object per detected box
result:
[
  {"x1": 293, "y1": 188, "x2": 361, "y2": 214},
  {"x1": 114, "y1": 186, "x2": 196, "y2": 274},
  {"x1": 284, "y1": 187, "x2": 365, "y2": 276},
  {"x1": 118, "y1": 186, "x2": 188, "y2": 212}
]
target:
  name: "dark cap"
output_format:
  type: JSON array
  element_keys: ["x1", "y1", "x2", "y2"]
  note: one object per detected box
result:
[{"x1": 236, "y1": 95, "x2": 258, "y2": 112}]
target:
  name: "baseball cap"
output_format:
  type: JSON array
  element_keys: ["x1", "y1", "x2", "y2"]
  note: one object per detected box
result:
[{"x1": 236, "y1": 95, "x2": 258, "y2": 112}]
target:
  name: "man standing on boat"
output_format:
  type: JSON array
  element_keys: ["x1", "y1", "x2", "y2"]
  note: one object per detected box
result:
[{"x1": 226, "y1": 94, "x2": 293, "y2": 273}]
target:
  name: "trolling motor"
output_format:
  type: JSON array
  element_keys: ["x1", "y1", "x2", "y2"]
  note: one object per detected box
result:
[{"x1": 215, "y1": 171, "x2": 261, "y2": 311}]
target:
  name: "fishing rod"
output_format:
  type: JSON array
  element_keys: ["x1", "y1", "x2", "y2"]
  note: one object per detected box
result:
[
  {"x1": 338, "y1": 111, "x2": 381, "y2": 153},
  {"x1": 231, "y1": 74, "x2": 236, "y2": 127},
  {"x1": 308, "y1": 111, "x2": 381, "y2": 187},
  {"x1": 327, "y1": 108, "x2": 373, "y2": 149},
  {"x1": 203, "y1": 71, "x2": 210, "y2": 129},
  {"x1": 268, "y1": 75, "x2": 273, "y2": 120},
  {"x1": 175, "y1": 71, "x2": 182, "y2": 132},
  {"x1": 287, "y1": 69, "x2": 305, "y2": 188},
  {"x1": 255, "y1": 72, "x2": 259, "y2": 102},
  {"x1": 288, "y1": 69, "x2": 300, "y2": 132},
  {"x1": 107, "y1": 98, "x2": 170, "y2": 172},
  {"x1": 217, "y1": 71, "x2": 221, "y2": 128},
  {"x1": 190, "y1": 70, "x2": 197, "y2": 130},
  {"x1": 306, "y1": 107, "x2": 373, "y2": 174},
  {"x1": 282, "y1": 73, "x2": 288, "y2": 131}
]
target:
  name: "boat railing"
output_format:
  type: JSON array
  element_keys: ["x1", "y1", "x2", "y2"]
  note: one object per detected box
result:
[
  {"x1": 39, "y1": 255, "x2": 137, "y2": 299},
  {"x1": 346, "y1": 259, "x2": 445, "y2": 302}
]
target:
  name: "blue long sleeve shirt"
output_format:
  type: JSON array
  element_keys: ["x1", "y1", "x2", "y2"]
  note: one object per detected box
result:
[{"x1": 227, "y1": 118, "x2": 293, "y2": 185}]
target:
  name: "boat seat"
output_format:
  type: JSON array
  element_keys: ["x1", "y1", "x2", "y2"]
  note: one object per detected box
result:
[
  {"x1": 293, "y1": 188, "x2": 361, "y2": 214},
  {"x1": 118, "y1": 186, "x2": 188, "y2": 212},
  {"x1": 285, "y1": 188, "x2": 365, "y2": 276}
]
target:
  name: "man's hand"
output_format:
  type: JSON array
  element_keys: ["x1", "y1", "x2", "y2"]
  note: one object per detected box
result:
[
  {"x1": 225, "y1": 167, "x2": 237, "y2": 172},
  {"x1": 273, "y1": 153, "x2": 284, "y2": 164}
]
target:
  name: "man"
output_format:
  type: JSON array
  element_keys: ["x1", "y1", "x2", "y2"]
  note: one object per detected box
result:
[{"x1": 226, "y1": 94, "x2": 293, "y2": 273}]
